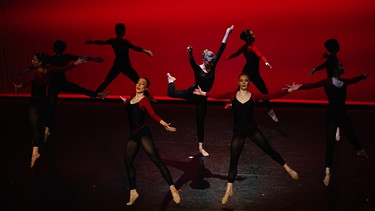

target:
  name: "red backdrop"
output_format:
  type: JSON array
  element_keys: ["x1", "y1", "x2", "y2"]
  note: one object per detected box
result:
[{"x1": 1, "y1": 0, "x2": 375, "y2": 103}]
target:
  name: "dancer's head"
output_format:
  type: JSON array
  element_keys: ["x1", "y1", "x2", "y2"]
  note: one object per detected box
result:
[
  {"x1": 237, "y1": 73, "x2": 250, "y2": 91},
  {"x1": 136, "y1": 77, "x2": 150, "y2": 96},
  {"x1": 53, "y1": 40, "x2": 67, "y2": 54},
  {"x1": 202, "y1": 49, "x2": 215, "y2": 68},
  {"x1": 240, "y1": 29, "x2": 255, "y2": 43},
  {"x1": 32, "y1": 52, "x2": 50, "y2": 67},
  {"x1": 324, "y1": 38, "x2": 340, "y2": 53},
  {"x1": 115, "y1": 23, "x2": 126, "y2": 36}
]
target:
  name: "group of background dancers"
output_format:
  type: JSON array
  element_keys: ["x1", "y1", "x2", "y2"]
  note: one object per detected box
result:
[{"x1": 13, "y1": 23, "x2": 369, "y2": 206}]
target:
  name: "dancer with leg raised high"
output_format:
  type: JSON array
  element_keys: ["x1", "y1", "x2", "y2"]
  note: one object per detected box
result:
[{"x1": 166, "y1": 25, "x2": 234, "y2": 157}]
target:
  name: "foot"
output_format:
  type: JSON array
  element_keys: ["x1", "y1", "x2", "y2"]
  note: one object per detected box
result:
[
  {"x1": 98, "y1": 91, "x2": 110, "y2": 100},
  {"x1": 44, "y1": 131, "x2": 50, "y2": 143},
  {"x1": 31, "y1": 153, "x2": 40, "y2": 168},
  {"x1": 126, "y1": 190, "x2": 139, "y2": 206},
  {"x1": 357, "y1": 149, "x2": 368, "y2": 159},
  {"x1": 221, "y1": 190, "x2": 233, "y2": 205},
  {"x1": 335, "y1": 127, "x2": 340, "y2": 141},
  {"x1": 170, "y1": 185, "x2": 181, "y2": 204},
  {"x1": 323, "y1": 173, "x2": 331, "y2": 186},
  {"x1": 268, "y1": 109, "x2": 279, "y2": 122},
  {"x1": 287, "y1": 169, "x2": 299, "y2": 180},
  {"x1": 199, "y1": 148, "x2": 209, "y2": 157},
  {"x1": 167, "y1": 73, "x2": 176, "y2": 83}
]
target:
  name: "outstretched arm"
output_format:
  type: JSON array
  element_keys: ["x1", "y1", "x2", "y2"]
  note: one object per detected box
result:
[
  {"x1": 222, "y1": 25, "x2": 234, "y2": 44},
  {"x1": 85, "y1": 39, "x2": 110, "y2": 45},
  {"x1": 48, "y1": 56, "x2": 88, "y2": 73},
  {"x1": 345, "y1": 73, "x2": 368, "y2": 85}
]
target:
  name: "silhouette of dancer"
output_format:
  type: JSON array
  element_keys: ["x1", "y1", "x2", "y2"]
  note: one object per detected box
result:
[
  {"x1": 194, "y1": 73, "x2": 300, "y2": 204},
  {"x1": 226, "y1": 29, "x2": 279, "y2": 122},
  {"x1": 310, "y1": 38, "x2": 345, "y2": 141},
  {"x1": 166, "y1": 25, "x2": 234, "y2": 157},
  {"x1": 14, "y1": 52, "x2": 87, "y2": 168},
  {"x1": 44, "y1": 40, "x2": 108, "y2": 141},
  {"x1": 120, "y1": 77, "x2": 180, "y2": 206},
  {"x1": 300, "y1": 69, "x2": 369, "y2": 186},
  {"x1": 86, "y1": 23, "x2": 153, "y2": 94}
]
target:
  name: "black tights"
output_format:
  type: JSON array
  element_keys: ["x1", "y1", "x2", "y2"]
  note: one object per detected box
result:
[
  {"x1": 124, "y1": 136, "x2": 173, "y2": 189},
  {"x1": 167, "y1": 83, "x2": 207, "y2": 142},
  {"x1": 244, "y1": 67, "x2": 272, "y2": 110},
  {"x1": 28, "y1": 100, "x2": 46, "y2": 147},
  {"x1": 227, "y1": 129, "x2": 286, "y2": 183},
  {"x1": 96, "y1": 65, "x2": 139, "y2": 93}
]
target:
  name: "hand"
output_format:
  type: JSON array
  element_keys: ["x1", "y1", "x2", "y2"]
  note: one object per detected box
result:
[
  {"x1": 164, "y1": 123, "x2": 176, "y2": 132},
  {"x1": 285, "y1": 82, "x2": 302, "y2": 92},
  {"x1": 193, "y1": 86, "x2": 205, "y2": 96},
  {"x1": 120, "y1": 96, "x2": 127, "y2": 104},
  {"x1": 309, "y1": 68, "x2": 316, "y2": 77},
  {"x1": 265, "y1": 62, "x2": 272, "y2": 69},
  {"x1": 144, "y1": 49, "x2": 153, "y2": 57},
  {"x1": 187, "y1": 45, "x2": 193, "y2": 53},
  {"x1": 13, "y1": 82, "x2": 22, "y2": 92},
  {"x1": 363, "y1": 72, "x2": 369, "y2": 80},
  {"x1": 227, "y1": 25, "x2": 234, "y2": 34},
  {"x1": 74, "y1": 56, "x2": 88, "y2": 66}
]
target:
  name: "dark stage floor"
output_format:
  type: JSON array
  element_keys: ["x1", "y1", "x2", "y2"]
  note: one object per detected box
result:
[{"x1": 1, "y1": 98, "x2": 374, "y2": 211}]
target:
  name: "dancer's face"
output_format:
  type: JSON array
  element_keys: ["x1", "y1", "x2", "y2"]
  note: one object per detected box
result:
[
  {"x1": 136, "y1": 78, "x2": 149, "y2": 93},
  {"x1": 31, "y1": 55, "x2": 42, "y2": 67},
  {"x1": 238, "y1": 74, "x2": 250, "y2": 90}
]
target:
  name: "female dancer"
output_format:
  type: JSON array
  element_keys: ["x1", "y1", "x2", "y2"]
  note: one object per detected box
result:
[
  {"x1": 194, "y1": 73, "x2": 300, "y2": 204},
  {"x1": 120, "y1": 77, "x2": 180, "y2": 205},
  {"x1": 14, "y1": 53, "x2": 87, "y2": 168},
  {"x1": 86, "y1": 23, "x2": 153, "y2": 94},
  {"x1": 226, "y1": 29, "x2": 278, "y2": 122},
  {"x1": 310, "y1": 38, "x2": 343, "y2": 141},
  {"x1": 166, "y1": 25, "x2": 234, "y2": 157},
  {"x1": 44, "y1": 40, "x2": 108, "y2": 141},
  {"x1": 299, "y1": 69, "x2": 369, "y2": 186}
]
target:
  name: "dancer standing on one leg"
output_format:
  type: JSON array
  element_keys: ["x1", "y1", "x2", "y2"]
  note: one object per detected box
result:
[
  {"x1": 120, "y1": 77, "x2": 180, "y2": 206},
  {"x1": 194, "y1": 73, "x2": 300, "y2": 204},
  {"x1": 13, "y1": 53, "x2": 87, "y2": 168},
  {"x1": 86, "y1": 23, "x2": 153, "y2": 95},
  {"x1": 300, "y1": 70, "x2": 369, "y2": 187},
  {"x1": 310, "y1": 38, "x2": 345, "y2": 141},
  {"x1": 166, "y1": 25, "x2": 234, "y2": 157},
  {"x1": 44, "y1": 40, "x2": 108, "y2": 142},
  {"x1": 225, "y1": 29, "x2": 278, "y2": 122}
]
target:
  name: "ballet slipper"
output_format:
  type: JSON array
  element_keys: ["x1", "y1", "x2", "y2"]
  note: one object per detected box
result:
[
  {"x1": 199, "y1": 148, "x2": 209, "y2": 157},
  {"x1": 170, "y1": 185, "x2": 180, "y2": 204},
  {"x1": 30, "y1": 153, "x2": 40, "y2": 168},
  {"x1": 126, "y1": 190, "x2": 139, "y2": 206},
  {"x1": 323, "y1": 173, "x2": 331, "y2": 186},
  {"x1": 221, "y1": 190, "x2": 233, "y2": 205},
  {"x1": 283, "y1": 164, "x2": 299, "y2": 180}
]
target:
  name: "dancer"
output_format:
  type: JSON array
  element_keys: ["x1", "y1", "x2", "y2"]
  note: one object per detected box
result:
[
  {"x1": 120, "y1": 77, "x2": 180, "y2": 206},
  {"x1": 225, "y1": 29, "x2": 279, "y2": 122},
  {"x1": 193, "y1": 73, "x2": 300, "y2": 205},
  {"x1": 166, "y1": 25, "x2": 234, "y2": 157},
  {"x1": 85, "y1": 23, "x2": 153, "y2": 94},
  {"x1": 14, "y1": 53, "x2": 87, "y2": 168},
  {"x1": 44, "y1": 40, "x2": 108, "y2": 141},
  {"x1": 299, "y1": 69, "x2": 369, "y2": 187},
  {"x1": 310, "y1": 38, "x2": 344, "y2": 141}
]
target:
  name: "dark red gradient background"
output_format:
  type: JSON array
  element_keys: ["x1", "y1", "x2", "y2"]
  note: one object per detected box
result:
[{"x1": 1, "y1": 0, "x2": 375, "y2": 103}]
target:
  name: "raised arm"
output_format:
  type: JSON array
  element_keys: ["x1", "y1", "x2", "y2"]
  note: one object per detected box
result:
[{"x1": 222, "y1": 25, "x2": 234, "y2": 44}]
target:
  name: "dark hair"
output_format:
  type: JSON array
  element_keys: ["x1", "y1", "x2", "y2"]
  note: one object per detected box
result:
[
  {"x1": 53, "y1": 40, "x2": 66, "y2": 54},
  {"x1": 324, "y1": 38, "x2": 339, "y2": 52},
  {"x1": 35, "y1": 52, "x2": 50, "y2": 66},
  {"x1": 139, "y1": 77, "x2": 150, "y2": 97},
  {"x1": 240, "y1": 29, "x2": 254, "y2": 41},
  {"x1": 115, "y1": 23, "x2": 126, "y2": 35}
]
